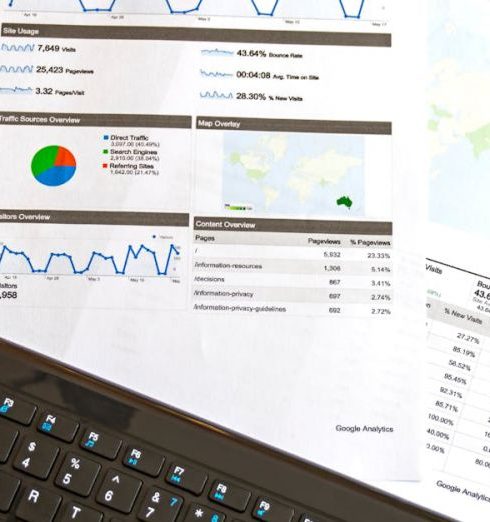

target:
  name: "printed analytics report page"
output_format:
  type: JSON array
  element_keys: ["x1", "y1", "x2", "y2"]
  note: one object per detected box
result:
[
  {"x1": 377, "y1": 0, "x2": 490, "y2": 519},
  {"x1": 0, "y1": 1, "x2": 424, "y2": 480}
]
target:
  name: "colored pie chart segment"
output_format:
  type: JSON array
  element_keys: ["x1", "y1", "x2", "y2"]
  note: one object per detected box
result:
[{"x1": 31, "y1": 145, "x2": 77, "y2": 187}]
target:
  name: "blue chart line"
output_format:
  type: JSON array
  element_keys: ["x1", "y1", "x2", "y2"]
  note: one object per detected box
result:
[
  {"x1": 0, "y1": 65, "x2": 33, "y2": 73},
  {"x1": 249, "y1": 0, "x2": 280, "y2": 16},
  {"x1": 0, "y1": 243, "x2": 180, "y2": 276},
  {"x1": 0, "y1": 86, "x2": 32, "y2": 94},
  {"x1": 7, "y1": 0, "x2": 368, "y2": 19},
  {"x1": 200, "y1": 90, "x2": 233, "y2": 100},
  {"x1": 339, "y1": 0, "x2": 366, "y2": 19},
  {"x1": 200, "y1": 69, "x2": 233, "y2": 78},
  {"x1": 201, "y1": 49, "x2": 234, "y2": 57},
  {"x1": 0, "y1": 43, "x2": 35, "y2": 52}
]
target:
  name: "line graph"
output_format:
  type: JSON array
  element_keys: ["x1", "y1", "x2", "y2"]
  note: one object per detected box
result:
[
  {"x1": 5, "y1": 0, "x2": 371, "y2": 20},
  {"x1": 0, "y1": 65, "x2": 33, "y2": 73},
  {"x1": 0, "y1": 43, "x2": 35, "y2": 52},
  {"x1": 201, "y1": 49, "x2": 234, "y2": 57},
  {"x1": 0, "y1": 243, "x2": 180, "y2": 277},
  {"x1": 200, "y1": 90, "x2": 233, "y2": 99},
  {"x1": 200, "y1": 69, "x2": 233, "y2": 78},
  {"x1": 0, "y1": 86, "x2": 32, "y2": 94},
  {"x1": 0, "y1": 217, "x2": 188, "y2": 308}
]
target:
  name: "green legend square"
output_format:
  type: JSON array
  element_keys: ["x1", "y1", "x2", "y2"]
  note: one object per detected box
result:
[{"x1": 103, "y1": 149, "x2": 109, "y2": 154}]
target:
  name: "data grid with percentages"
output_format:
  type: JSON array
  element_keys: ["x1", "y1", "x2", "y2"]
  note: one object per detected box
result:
[{"x1": 426, "y1": 260, "x2": 490, "y2": 484}]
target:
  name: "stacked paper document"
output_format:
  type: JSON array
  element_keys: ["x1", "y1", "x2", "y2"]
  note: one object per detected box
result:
[{"x1": 0, "y1": 0, "x2": 488, "y2": 520}]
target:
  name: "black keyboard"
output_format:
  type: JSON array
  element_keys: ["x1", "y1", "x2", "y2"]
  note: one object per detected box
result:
[{"x1": 0, "y1": 337, "x2": 453, "y2": 522}]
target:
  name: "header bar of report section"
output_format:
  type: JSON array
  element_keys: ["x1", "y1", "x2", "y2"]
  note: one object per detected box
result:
[
  {"x1": 194, "y1": 217, "x2": 392, "y2": 235},
  {"x1": 0, "y1": 211, "x2": 190, "y2": 227},
  {"x1": 196, "y1": 117, "x2": 392, "y2": 135},
  {"x1": 0, "y1": 113, "x2": 192, "y2": 129},
  {"x1": 1, "y1": 24, "x2": 391, "y2": 48}
]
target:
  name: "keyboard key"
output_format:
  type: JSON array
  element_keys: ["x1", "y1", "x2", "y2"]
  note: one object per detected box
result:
[
  {"x1": 137, "y1": 488, "x2": 183, "y2": 522},
  {"x1": 0, "y1": 423, "x2": 18, "y2": 463},
  {"x1": 96, "y1": 469, "x2": 142, "y2": 513},
  {"x1": 16, "y1": 486, "x2": 61, "y2": 522},
  {"x1": 55, "y1": 452, "x2": 101, "y2": 497},
  {"x1": 38, "y1": 411, "x2": 79, "y2": 442},
  {"x1": 252, "y1": 498, "x2": 294, "y2": 522},
  {"x1": 209, "y1": 480, "x2": 251, "y2": 512},
  {"x1": 0, "y1": 392, "x2": 36, "y2": 425},
  {"x1": 13, "y1": 436, "x2": 60, "y2": 479},
  {"x1": 59, "y1": 502, "x2": 103, "y2": 522},
  {"x1": 166, "y1": 462, "x2": 208, "y2": 495},
  {"x1": 184, "y1": 503, "x2": 225, "y2": 522},
  {"x1": 80, "y1": 428, "x2": 122, "y2": 460},
  {"x1": 0, "y1": 470, "x2": 20, "y2": 512},
  {"x1": 123, "y1": 445, "x2": 165, "y2": 477}
]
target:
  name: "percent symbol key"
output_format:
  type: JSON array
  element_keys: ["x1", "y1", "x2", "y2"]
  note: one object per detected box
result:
[{"x1": 55, "y1": 452, "x2": 101, "y2": 496}]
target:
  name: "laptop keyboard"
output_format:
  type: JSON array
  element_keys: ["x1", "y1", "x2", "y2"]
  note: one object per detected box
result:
[{"x1": 0, "y1": 388, "x2": 330, "y2": 522}]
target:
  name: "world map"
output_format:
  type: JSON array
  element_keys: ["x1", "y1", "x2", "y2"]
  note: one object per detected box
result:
[
  {"x1": 222, "y1": 131, "x2": 365, "y2": 218},
  {"x1": 429, "y1": 0, "x2": 490, "y2": 238}
]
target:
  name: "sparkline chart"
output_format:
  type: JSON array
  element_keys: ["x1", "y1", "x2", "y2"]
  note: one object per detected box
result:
[
  {"x1": 3, "y1": 0, "x2": 386, "y2": 21},
  {"x1": 200, "y1": 91, "x2": 233, "y2": 100},
  {"x1": 0, "y1": 86, "x2": 32, "y2": 94},
  {"x1": 0, "y1": 43, "x2": 35, "y2": 52},
  {"x1": 0, "y1": 65, "x2": 33, "y2": 73},
  {"x1": 0, "y1": 243, "x2": 180, "y2": 277}
]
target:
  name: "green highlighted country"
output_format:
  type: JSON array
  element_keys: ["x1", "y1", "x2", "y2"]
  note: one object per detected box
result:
[
  {"x1": 431, "y1": 104, "x2": 453, "y2": 119},
  {"x1": 229, "y1": 152, "x2": 241, "y2": 165},
  {"x1": 230, "y1": 151, "x2": 268, "y2": 181},
  {"x1": 246, "y1": 169, "x2": 268, "y2": 181},
  {"x1": 466, "y1": 123, "x2": 490, "y2": 159},
  {"x1": 429, "y1": 105, "x2": 454, "y2": 133},
  {"x1": 428, "y1": 120, "x2": 439, "y2": 131},
  {"x1": 337, "y1": 196, "x2": 353, "y2": 209}
]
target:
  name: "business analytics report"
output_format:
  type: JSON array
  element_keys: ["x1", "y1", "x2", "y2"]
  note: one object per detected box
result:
[{"x1": 0, "y1": 0, "x2": 425, "y2": 481}]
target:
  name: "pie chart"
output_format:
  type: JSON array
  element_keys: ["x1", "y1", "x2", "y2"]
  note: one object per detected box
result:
[{"x1": 31, "y1": 145, "x2": 77, "y2": 187}]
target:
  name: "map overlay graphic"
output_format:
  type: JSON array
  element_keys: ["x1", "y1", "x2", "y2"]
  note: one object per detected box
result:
[
  {"x1": 429, "y1": 0, "x2": 490, "y2": 238},
  {"x1": 222, "y1": 131, "x2": 365, "y2": 217}
]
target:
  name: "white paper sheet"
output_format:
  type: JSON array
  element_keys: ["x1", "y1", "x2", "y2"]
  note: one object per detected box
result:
[
  {"x1": 375, "y1": 1, "x2": 490, "y2": 518},
  {"x1": 0, "y1": 1, "x2": 424, "y2": 480}
]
